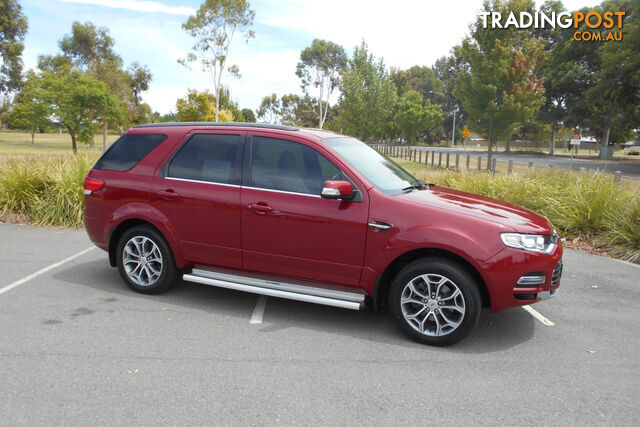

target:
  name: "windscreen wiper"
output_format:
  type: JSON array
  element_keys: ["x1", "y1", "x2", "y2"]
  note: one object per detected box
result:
[{"x1": 401, "y1": 181, "x2": 431, "y2": 192}]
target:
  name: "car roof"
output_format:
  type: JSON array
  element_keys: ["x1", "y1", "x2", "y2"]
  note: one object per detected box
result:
[{"x1": 132, "y1": 122, "x2": 347, "y2": 142}]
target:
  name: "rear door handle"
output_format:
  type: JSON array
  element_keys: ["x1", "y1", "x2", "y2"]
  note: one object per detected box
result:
[
  {"x1": 248, "y1": 203, "x2": 272, "y2": 214},
  {"x1": 158, "y1": 189, "x2": 179, "y2": 199}
]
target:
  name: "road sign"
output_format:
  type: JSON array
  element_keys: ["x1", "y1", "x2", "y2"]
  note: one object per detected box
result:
[
  {"x1": 462, "y1": 128, "x2": 470, "y2": 139},
  {"x1": 570, "y1": 135, "x2": 581, "y2": 146}
]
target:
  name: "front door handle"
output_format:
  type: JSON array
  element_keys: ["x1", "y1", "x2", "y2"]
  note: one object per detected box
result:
[
  {"x1": 158, "y1": 189, "x2": 179, "y2": 199},
  {"x1": 248, "y1": 203, "x2": 272, "y2": 214}
]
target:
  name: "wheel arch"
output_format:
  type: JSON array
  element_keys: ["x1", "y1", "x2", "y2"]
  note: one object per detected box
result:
[
  {"x1": 108, "y1": 218, "x2": 183, "y2": 268},
  {"x1": 373, "y1": 248, "x2": 490, "y2": 311}
]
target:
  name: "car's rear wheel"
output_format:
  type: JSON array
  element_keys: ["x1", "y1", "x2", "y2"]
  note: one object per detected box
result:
[
  {"x1": 389, "y1": 258, "x2": 481, "y2": 346},
  {"x1": 116, "y1": 225, "x2": 179, "y2": 294}
]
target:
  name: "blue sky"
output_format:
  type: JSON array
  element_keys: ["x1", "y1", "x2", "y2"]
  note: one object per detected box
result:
[{"x1": 21, "y1": 0, "x2": 599, "y2": 114}]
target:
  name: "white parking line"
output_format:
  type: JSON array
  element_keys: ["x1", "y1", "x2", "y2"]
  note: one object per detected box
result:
[
  {"x1": 250, "y1": 295, "x2": 268, "y2": 324},
  {"x1": 522, "y1": 305, "x2": 555, "y2": 326},
  {"x1": 0, "y1": 246, "x2": 95, "y2": 296}
]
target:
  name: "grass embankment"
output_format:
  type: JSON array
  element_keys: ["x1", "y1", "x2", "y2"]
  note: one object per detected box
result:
[{"x1": 394, "y1": 158, "x2": 640, "y2": 263}]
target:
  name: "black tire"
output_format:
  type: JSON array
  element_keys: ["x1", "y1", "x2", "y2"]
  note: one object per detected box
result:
[
  {"x1": 116, "y1": 225, "x2": 179, "y2": 294},
  {"x1": 389, "y1": 258, "x2": 481, "y2": 346}
]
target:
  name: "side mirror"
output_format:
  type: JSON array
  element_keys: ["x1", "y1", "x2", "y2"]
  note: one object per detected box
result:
[{"x1": 321, "y1": 180, "x2": 355, "y2": 201}]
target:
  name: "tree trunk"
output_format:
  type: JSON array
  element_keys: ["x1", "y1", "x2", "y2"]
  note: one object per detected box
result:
[
  {"x1": 90, "y1": 135, "x2": 94, "y2": 149},
  {"x1": 549, "y1": 125, "x2": 557, "y2": 155},
  {"x1": 102, "y1": 122, "x2": 108, "y2": 151},
  {"x1": 599, "y1": 126, "x2": 611, "y2": 159},
  {"x1": 70, "y1": 132, "x2": 77, "y2": 154},
  {"x1": 505, "y1": 133, "x2": 512, "y2": 153},
  {"x1": 31, "y1": 130, "x2": 35, "y2": 145}
]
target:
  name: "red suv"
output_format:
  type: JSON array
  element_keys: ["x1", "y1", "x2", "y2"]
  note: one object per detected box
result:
[{"x1": 84, "y1": 123, "x2": 562, "y2": 346}]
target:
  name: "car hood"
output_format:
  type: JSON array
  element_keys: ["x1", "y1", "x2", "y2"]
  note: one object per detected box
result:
[{"x1": 400, "y1": 185, "x2": 552, "y2": 234}]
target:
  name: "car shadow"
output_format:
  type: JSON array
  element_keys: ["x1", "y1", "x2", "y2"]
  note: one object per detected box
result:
[{"x1": 53, "y1": 259, "x2": 536, "y2": 353}]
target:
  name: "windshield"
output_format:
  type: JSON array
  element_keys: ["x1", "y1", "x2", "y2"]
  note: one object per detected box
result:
[{"x1": 323, "y1": 137, "x2": 422, "y2": 194}]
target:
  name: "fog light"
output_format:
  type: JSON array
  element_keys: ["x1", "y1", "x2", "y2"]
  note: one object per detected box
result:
[{"x1": 516, "y1": 275, "x2": 546, "y2": 287}]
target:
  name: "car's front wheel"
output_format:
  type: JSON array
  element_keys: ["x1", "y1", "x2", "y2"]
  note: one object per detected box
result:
[
  {"x1": 389, "y1": 258, "x2": 481, "y2": 346},
  {"x1": 116, "y1": 225, "x2": 179, "y2": 294}
]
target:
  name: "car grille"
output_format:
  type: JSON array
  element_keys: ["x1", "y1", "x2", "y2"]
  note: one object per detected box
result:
[{"x1": 552, "y1": 261, "x2": 563, "y2": 286}]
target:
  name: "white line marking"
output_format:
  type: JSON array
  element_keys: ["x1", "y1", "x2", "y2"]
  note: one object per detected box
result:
[
  {"x1": 0, "y1": 246, "x2": 95, "y2": 296},
  {"x1": 250, "y1": 295, "x2": 268, "y2": 324},
  {"x1": 522, "y1": 305, "x2": 555, "y2": 326}
]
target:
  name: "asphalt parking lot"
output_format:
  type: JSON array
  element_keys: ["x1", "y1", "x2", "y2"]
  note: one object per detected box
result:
[{"x1": 1, "y1": 223, "x2": 639, "y2": 425}]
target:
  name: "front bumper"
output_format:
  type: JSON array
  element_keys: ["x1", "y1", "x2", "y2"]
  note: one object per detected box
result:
[{"x1": 482, "y1": 243, "x2": 563, "y2": 312}]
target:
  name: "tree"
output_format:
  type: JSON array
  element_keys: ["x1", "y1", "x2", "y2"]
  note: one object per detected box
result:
[
  {"x1": 598, "y1": 0, "x2": 640, "y2": 147},
  {"x1": 391, "y1": 66, "x2": 442, "y2": 102},
  {"x1": 583, "y1": 0, "x2": 639, "y2": 155},
  {"x1": 455, "y1": 0, "x2": 546, "y2": 167},
  {"x1": 128, "y1": 63, "x2": 152, "y2": 105},
  {"x1": 39, "y1": 67, "x2": 123, "y2": 153},
  {"x1": 257, "y1": 93, "x2": 281, "y2": 124},
  {"x1": 535, "y1": 0, "x2": 571, "y2": 154},
  {"x1": 59, "y1": 21, "x2": 118, "y2": 71},
  {"x1": 180, "y1": 0, "x2": 255, "y2": 122},
  {"x1": 241, "y1": 108, "x2": 256, "y2": 122},
  {"x1": 176, "y1": 89, "x2": 233, "y2": 122},
  {"x1": 295, "y1": 39, "x2": 347, "y2": 128},
  {"x1": 331, "y1": 41, "x2": 397, "y2": 140},
  {"x1": 282, "y1": 94, "x2": 317, "y2": 127},
  {"x1": 6, "y1": 72, "x2": 51, "y2": 144},
  {"x1": 58, "y1": 22, "x2": 133, "y2": 149},
  {"x1": 394, "y1": 91, "x2": 444, "y2": 143},
  {"x1": 0, "y1": 0, "x2": 28, "y2": 119},
  {"x1": 215, "y1": 85, "x2": 244, "y2": 121},
  {"x1": 433, "y1": 48, "x2": 467, "y2": 142}
]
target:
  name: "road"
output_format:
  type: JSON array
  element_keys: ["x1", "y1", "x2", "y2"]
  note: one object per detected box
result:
[
  {"x1": 1, "y1": 223, "x2": 639, "y2": 425},
  {"x1": 403, "y1": 146, "x2": 640, "y2": 178}
]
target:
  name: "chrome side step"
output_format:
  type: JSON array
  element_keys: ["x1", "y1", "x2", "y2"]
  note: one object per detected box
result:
[{"x1": 183, "y1": 268, "x2": 366, "y2": 311}]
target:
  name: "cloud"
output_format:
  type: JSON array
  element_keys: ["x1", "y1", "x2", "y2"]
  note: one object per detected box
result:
[
  {"x1": 258, "y1": 0, "x2": 482, "y2": 69},
  {"x1": 59, "y1": 0, "x2": 195, "y2": 16}
]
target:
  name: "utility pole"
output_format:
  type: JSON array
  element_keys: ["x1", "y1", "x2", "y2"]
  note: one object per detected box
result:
[{"x1": 451, "y1": 106, "x2": 458, "y2": 148}]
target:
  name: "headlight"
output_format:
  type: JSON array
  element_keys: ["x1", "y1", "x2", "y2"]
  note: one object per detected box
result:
[{"x1": 500, "y1": 232, "x2": 558, "y2": 254}]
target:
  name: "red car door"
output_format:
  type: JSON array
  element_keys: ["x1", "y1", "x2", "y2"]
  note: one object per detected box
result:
[
  {"x1": 150, "y1": 131, "x2": 245, "y2": 269},
  {"x1": 240, "y1": 133, "x2": 368, "y2": 287}
]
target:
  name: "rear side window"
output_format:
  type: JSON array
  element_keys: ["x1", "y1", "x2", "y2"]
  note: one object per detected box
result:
[
  {"x1": 167, "y1": 134, "x2": 243, "y2": 185},
  {"x1": 94, "y1": 134, "x2": 166, "y2": 171}
]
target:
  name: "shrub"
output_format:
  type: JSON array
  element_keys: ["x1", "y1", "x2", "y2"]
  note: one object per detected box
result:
[
  {"x1": 0, "y1": 154, "x2": 98, "y2": 227},
  {"x1": 603, "y1": 197, "x2": 640, "y2": 263},
  {"x1": 0, "y1": 158, "x2": 47, "y2": 217}
]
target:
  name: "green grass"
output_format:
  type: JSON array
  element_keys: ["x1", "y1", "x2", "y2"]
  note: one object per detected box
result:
[{"x1": 0, "y1": 130, "x2": 118, "y2": 156}]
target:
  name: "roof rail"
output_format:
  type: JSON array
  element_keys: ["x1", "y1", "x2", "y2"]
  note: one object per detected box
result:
[{"x1": 134, "y1": 121, "x2": 299, "y2": 131}]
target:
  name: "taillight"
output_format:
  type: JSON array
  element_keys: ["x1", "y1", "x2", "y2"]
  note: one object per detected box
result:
[{"x1": 83, "y1": 176, "x2": 105, "y2": 195}]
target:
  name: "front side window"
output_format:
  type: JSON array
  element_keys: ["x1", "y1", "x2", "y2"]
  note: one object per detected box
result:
[
  {"x1": 94, "y1": 133, "x2": 166, "y2": 171},
  {"x1": 168, "y1": 134, "x2": 242, "y2": 185},
  {"x1": 323, "y1": 137, "x2": 421, "y2": 194},
  {"x1": 250, "y1": 137, "x2": 344, "y2": 195}
]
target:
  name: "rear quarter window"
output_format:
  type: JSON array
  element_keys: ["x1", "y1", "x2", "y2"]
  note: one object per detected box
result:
[{"x1": 94, "y1": 134, "x2": 167, "y2": 171}]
